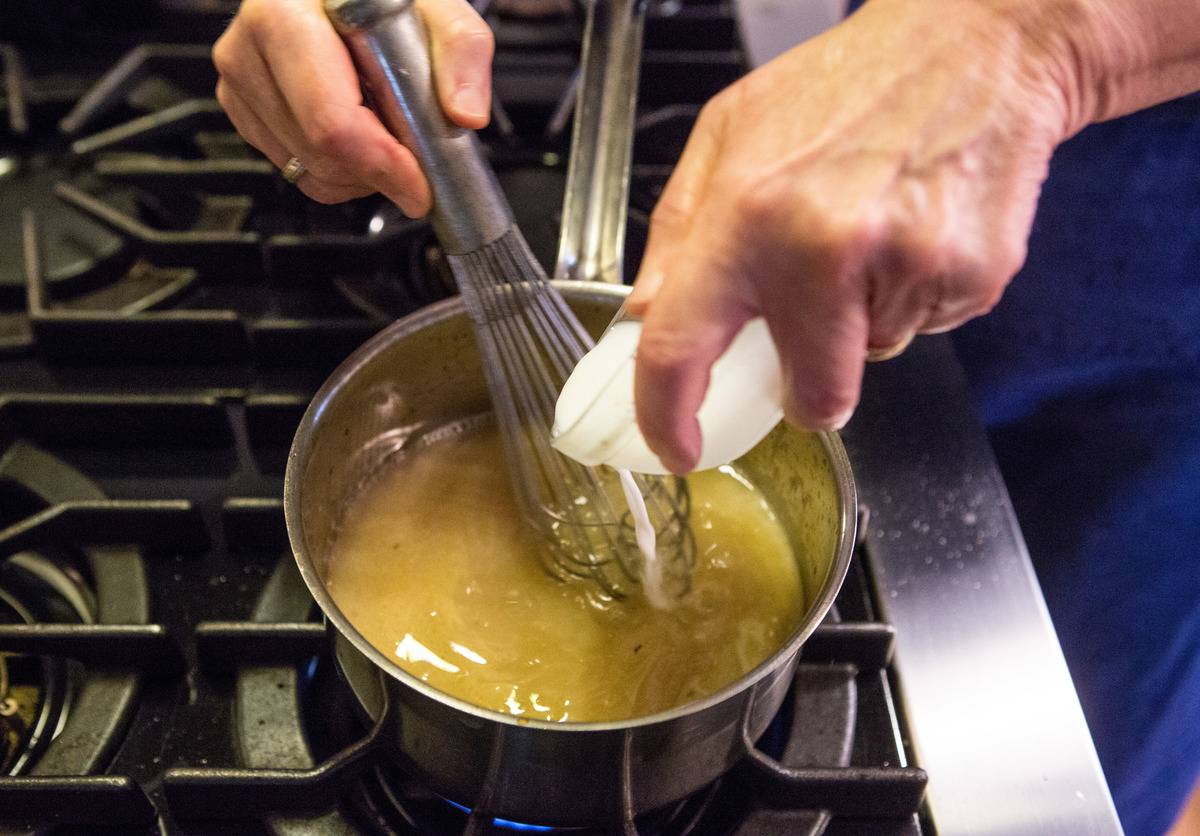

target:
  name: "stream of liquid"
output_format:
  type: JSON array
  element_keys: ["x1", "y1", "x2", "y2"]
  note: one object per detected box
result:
[
  {"x1": 615, "y1": 468, "x2": 668, "y2": 610},
  {"x1": 325, "y1": 426, "x2": 805, "y2": 722}
]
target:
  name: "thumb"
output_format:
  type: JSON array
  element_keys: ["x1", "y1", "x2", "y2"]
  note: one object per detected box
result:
[
  {"x1": 419, "y1": 0, "x2": 494, "y2": 129},
  {"x1": 634, "y1": 250, "x2": 755, "y2": 474}
]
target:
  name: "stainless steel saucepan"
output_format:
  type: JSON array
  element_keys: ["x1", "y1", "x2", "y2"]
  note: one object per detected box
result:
[
  {"x1": 286, "y1": 0, "x2": 855, "y2": 823},
  {"x1": 284, "y1": 280, "x2": 856, "y2": 825}
]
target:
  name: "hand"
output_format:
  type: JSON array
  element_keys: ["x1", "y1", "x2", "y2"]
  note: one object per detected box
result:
[
  {"x1": 213, "y1": 0, "x2": 493, "y2": 213},
  {"x1": 625, "y1": 0, "x2": 1077, "y2": 474}
]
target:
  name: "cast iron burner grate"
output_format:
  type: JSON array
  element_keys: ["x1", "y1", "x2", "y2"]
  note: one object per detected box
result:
[
  {"x1": 1, "y1": 0, "x2": 742, "y2": 367},
  {"x1": 0, "y1": 390, "x2": 926, "y2": 833}
]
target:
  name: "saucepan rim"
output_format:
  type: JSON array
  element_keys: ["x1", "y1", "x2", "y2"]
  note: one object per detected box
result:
[{"x1": 284, "y1": 280, "x2": 856, "y2": 733}]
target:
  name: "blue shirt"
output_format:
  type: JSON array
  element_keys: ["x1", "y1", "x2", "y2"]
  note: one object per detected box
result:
[{"x1": 953, "y1": 94, "x2": 1200, "y2": 836}]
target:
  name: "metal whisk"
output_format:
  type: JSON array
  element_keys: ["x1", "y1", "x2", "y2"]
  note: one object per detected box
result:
[{"x1": 328, "y1": 0, "x2": 695, "y2": 600}]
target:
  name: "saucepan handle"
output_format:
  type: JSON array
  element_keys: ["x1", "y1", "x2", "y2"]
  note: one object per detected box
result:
[
  {"x1": 553, "y1": 0, "x2": 647, "y2": 285},
  {"x1": 325, "y1": 0, "x2": 513, "y2": 254}
]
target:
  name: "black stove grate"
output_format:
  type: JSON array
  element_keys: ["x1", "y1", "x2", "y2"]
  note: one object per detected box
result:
[
  {"x1": 1, "y1": 2, "x2": 737, "y2": 367},
  {"x1": 0, "y1": 400, "x2": 926, "y2": 832}
]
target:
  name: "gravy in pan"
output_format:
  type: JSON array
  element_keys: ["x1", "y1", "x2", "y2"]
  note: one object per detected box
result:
[{"x1": 325, "y1": 426, "x2": 805, "y2": 722}]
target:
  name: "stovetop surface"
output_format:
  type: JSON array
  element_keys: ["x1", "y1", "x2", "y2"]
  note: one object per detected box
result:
[{"x1": 0, "y1": 3, "x2": 928, "y2": 833}]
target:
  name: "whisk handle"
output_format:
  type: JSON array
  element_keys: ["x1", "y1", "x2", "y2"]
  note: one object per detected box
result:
[{"x1": 326, "y1": 0, "x2": 514, "y2": 254}]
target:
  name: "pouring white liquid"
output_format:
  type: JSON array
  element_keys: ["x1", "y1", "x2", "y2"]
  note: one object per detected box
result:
[
  {"x1": 615, "y1": 468, "x2": 669, "y2": 610},
  {"x1": 552, "y1": 317, "x2": 785, "y2": 475}
]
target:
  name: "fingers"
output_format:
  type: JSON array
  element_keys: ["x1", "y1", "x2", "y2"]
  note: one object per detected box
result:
[
  {"x1": 618, "y1": 2, "x2": 1052, "y2": 461},
  {"x1": 215, "y1": 79, "x2": 289, "y2": 168},
  {"x1": 743, "y1": 202, "x2": 874, "y2": 431},
  {"x1": 418, "y1": 0, "x2": 495, "y2": 129},
  {"x1": 634, "y1": 242, "x2": 757, "y2": 474},
  {"x1": 216, "y1": 80, "x2": 374, "y2": 204},
  {"x1": 768, "y1": 272, "x2": 871, "y2": 431},
  {"x1": 862, "y1": 179, "x2": 949, "y2": 350},
  {"x1": 214, "y1": 0, "x2": 493, "y2": 213},
  {"x1": 629, "y1": 98, "x2": 749, "y2": 473},
  {"x1": 241, "y1": 0, "x2": 431, "y2": 214},
  {"x1": 864, "y1": 172, "x2": 1025, "y2": 351}
]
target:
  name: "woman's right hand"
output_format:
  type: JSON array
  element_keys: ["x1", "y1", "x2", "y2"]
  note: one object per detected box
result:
[
  {"x1": 213, "y1": 0, "x2": 493, "y2": 213},
  {"x1": 623, "y1": 0, "x2": 1200, "y2": 474}
]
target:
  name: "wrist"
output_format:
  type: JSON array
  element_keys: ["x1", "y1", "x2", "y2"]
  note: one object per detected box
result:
[
  {"x1": 994, "y1": 0, "x2": 1123, "y2": 135},
  {"x1": 850, "y1": 0, "x2": 1082, "y2": 144},
  {"x1": 990, "y1": 0, "x2": 1200, "y2": 135}
]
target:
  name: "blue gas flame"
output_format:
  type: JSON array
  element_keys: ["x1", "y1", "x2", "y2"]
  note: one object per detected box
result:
[{"x1": 446, "y1": 800, "x2": 557, "y2": 832}]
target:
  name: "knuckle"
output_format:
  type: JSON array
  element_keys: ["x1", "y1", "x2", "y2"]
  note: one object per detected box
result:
[
  {"x1": 944, "y1": 272, "x2": 1004, "y2": 321},
  {"x1": 356, "y1": 144, "x2": 396, "y2": 183},
  {"x1": 238, "y1": 0, "x2": 270, "y2": 32},
  {"x1": 731, "y1": 175, "x2": 812, "y2": 242},
  {"x1": 972, "y1": 280, "x2": 1008, "y2": 317},
  {"x1": 702, "y1": 83, "x2": 740, "y2": 124},
  {"x1": 697, "y1": 93, "x2": 726, "y2": 126},
  {"x1": 888, "y1": 225, "x2": 943, "y2": 279},
  {"x1": 444, "y1": 16, "x2": 495, "y2": 57},
  {"x1": 954, "y1": 242, "x2": 1023, "y2": 318},
  {"x1": 299, "y1": 182, "x2": 345, "y2": 205},
  {"x1": 731, "y1": 183, "x2": 778, "y2": 228},
  {"x1": 806, "y1": 212, "x2": 869, "y2": 268},
  {"x1": 648, "y1": 200, "x2": 688, "y2": 235},
  {"x1": 692, "y1": 93, "x2": 733, "y2": 143},
  {"x1": 636, "y1": 327, "x2": 700, "y2": 379},
  {"x1": 305, "y1": 108, "x2": 357, "y2": 158},
  {"x1": 211, "y1": 35, "x2": 237, "y2": 78},
  {"x1": 994, "y1": 240, "x2": 1027, "y2": 281}
]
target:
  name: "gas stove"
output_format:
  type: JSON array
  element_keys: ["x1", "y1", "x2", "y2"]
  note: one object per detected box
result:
[{"x1": 0, "y1": 2, "x2": 1119, "y2": 835}]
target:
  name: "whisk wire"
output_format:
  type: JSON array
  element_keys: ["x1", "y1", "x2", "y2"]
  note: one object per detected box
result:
[
  {"x1": 470, "y1": 270, "x2": 637, "y2": 589},
  {"x1": 447, "y1": 230, "x2": 694, "y2": 600}
]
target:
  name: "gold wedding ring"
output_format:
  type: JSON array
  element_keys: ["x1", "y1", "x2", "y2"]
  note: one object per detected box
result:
[
  {"x1": 280, "y1": 156, "x2": 307, "y2": 184},
  {"x1": 865, "y1": 332, "x2": 914, "y2": 362}
]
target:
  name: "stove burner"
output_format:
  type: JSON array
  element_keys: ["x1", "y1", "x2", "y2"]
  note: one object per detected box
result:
[
  {"x1": 0, "y1": 19, "x2": 705, "y2": 366},
  {"x1": 0, "y1": 653, "x2": 23, "y2": 773},
  {"x1": 0, "y1": 159, "x2": 134, "y2": 296},
  {"x1": 355, "y1": 747, "x2": 735, "y2": 836},
  {"x1": 0, "y1": 550, "x2": 94, "y2": 776},
  {"x1": 0, "y1": 436, "x2": 153, "y2": 780},
  {"x1": 0, "y1": 45, "x2": 143, "y2": 302}
]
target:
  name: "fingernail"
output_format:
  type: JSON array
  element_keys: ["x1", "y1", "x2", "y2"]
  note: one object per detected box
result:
[
  {"x1": 666, "y1": 434, "x2": 702, "y2": 475},
  {"x1": 659, "y1": 452, "x2": 694, "y2": 476},
  {"x1": 643, "y1": 432, "x2": 694, "y2": 476},
  {"x1": 788, "y1": 397, "x2": 856, "y2": 433},
  {"x1": 829, "y1": 406, "x2": 856, "y2": 431},
  {"x1": 453, "y1": 83, "x2": 488, "y2": 121}
]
